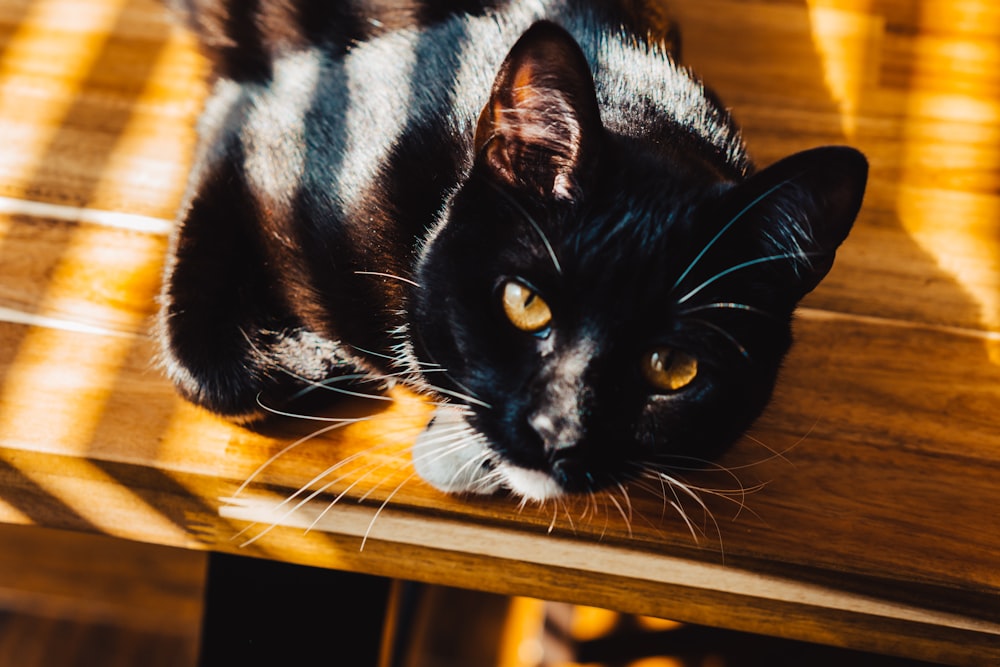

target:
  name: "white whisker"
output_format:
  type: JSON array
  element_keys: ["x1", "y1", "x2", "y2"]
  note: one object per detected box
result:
[
  {"x1": 678, "y1": 302, "x2": 771, "y2": 318},
  {"x1": 669, "y1": 499, "x2": 702, "y2": 545},
  {"x1": 413, "y1": 425, "x2": 475, "y2": 464},
  {"x1": 420, "y1": 383, "x2": 492, "y2": 409},
  {"x1": 236, "y1": 440, "x2": 403, "y2": 544},
  {"x1": 741, "y1": 432, "x2": 795, "y2": 467},
  {"x1": 685, "y1": 317, "x2": 749, "y2": 359},
  {"x1": 604, "y1": 489, "x2": 634, "y2": 538},
  {"x1": 672, "y1": 176, "x2": 797, "y2": 291},
  {"x1": 445, "y1": 443, "x2": 495, "y2": 489},
  {"x1": 234, "y1": 414, "x2": 364, "y2": 497},
  {"x1": 678, "y1": 251, "x2": 821, "y2": 304},
  {"x1": 558, "y1": 497, "x2": 577, "y2": 534},
  {"x1": 360, "y1": 469, "x2": 421, "y2": 550},
  {"x1": 615, "y1": 481, "x2": 634, "y2": 524},
  {"x1": 402, "y1": 424, "x2": 490, "y2": 496},
  {"x1": 348, "y1": 342, "x2": 440, "y2": 368},
  {"x1": 487, "y1": 180, "x2": 562, "y2": 274},
  {"x1": 578, "y1": 491, "x2": 595, "y2": 523},
  {"x1": 654, "y1": 470, "x2": 724, "y2": 559},
  {"x1": 355, "y1": 270, "x2": 422, "y2": 288},
  {"x1": 305, "y1": 460, "x2": 395, "y2": 534},
  {"x1": 288, "y1": 367, "x2": 449, "y2": 403},
  {"x1": 300, "y1": 380, "x2": 397, "y2": 402},
  {"x1": 654, "y1": 471, "x2": 704, "y2": 541},
  {"x1": 515, "y1": 491, "x2": 533, "y2": 513},
  {"x1": 473, "y1": 471, "x2": 505, "y2": 494},
  {"x1": 322, "y1": 367, "x2": 447, "y2": 387},
  {"x1": 254, "y1": 395, "x2": 373, "y2": 423},
  {"x1": 274, "y1": 361, "x2": 466, "y2": 409},
  {"x1": 645, "y1": 462, "x2": 748, "y2": 501},
  {"x1": 597, "y1": 494, "x2": 611, "y2": 540}
]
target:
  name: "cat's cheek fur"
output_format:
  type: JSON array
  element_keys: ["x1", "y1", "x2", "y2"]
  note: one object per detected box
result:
[
  {"x1": 492, "y1": 464, "x2": 566, "y2": 502},
  {"x1": 411, "y1": 406, "x2": 506, "y2": 496}
]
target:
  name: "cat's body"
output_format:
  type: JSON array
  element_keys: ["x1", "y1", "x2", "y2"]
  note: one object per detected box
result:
[{"x1": 158, "y1": 0, "x2": 867, "y2": 501}]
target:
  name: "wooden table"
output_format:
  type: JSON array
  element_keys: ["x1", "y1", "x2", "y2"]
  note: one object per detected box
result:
[{"x1": 0, "y1": 0, "x2": 997, "y2": 664}]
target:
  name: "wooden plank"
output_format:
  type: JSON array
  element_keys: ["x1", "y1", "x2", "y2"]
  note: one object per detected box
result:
[
  {"x1": 0, "y1": 308, "x2": 996, "y2": 661},
  {"x1": 0, "y1": 447, "x2": 995, "y2": 665},
  {"x1": 0, "y1": 212, "x2": 168, "y2": 334}
]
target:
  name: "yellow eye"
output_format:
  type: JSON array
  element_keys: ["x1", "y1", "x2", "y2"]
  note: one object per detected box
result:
[
  {"x1": 642, "y1": 348, "x2": 698, "y2": 392},
  {"x1": 501, "y1": 280, "x2": 552, "y2": 333}
]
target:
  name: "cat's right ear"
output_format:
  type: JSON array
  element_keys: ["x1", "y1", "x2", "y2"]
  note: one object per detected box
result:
[
  {"x1": 474, "y1": 21, "x2": 602, "y2": 201},
  {"x1": 711, "y1": 145, "x2": 868, "y2": 301}
]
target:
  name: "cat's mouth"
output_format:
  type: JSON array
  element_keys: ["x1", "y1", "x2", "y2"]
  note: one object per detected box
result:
[{"x1": 412, "y1": 406, "x2": 572, "y2": 501}]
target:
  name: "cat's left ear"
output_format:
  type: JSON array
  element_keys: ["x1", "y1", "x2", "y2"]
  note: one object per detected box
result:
[
  {"x1": 721, "y1": 145, "x2": 868, "y2": 299},
  {"x1": 474, "y1": 21, "x2": 602, "y2": 201}
]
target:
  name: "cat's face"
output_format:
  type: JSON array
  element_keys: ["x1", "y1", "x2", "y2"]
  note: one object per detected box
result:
[{"x1": 407, "y1": 22, "x2": 867, "y2": 500}]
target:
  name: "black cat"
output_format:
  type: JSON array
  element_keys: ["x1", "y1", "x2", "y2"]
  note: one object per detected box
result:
[{"x1": 157, "y1": 0, "x2": 868, "y2": 501}]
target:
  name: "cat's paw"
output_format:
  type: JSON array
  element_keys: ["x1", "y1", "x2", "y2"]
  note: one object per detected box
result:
[
  {"x1": 157, "y1": 322, "x2": 363, "y2": 423},
  {"x1": 411, "y1": 407, "x2": 502, "y2": 496}
]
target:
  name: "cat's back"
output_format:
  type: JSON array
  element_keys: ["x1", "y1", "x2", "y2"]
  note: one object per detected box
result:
[
  {"x1": 178, "y1": 0, "x2": 745, "y2": 170},
  {"x1": 167, "y1": 0, "x2": 513, "y2": 80},
  {"x1": 176, "y1": 0, "x2": 749, "y2": 262}
]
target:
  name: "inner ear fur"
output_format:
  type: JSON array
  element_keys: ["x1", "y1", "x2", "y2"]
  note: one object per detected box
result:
[{"x1": 474, "y1": 21, "x2": 603, "y2": 200}]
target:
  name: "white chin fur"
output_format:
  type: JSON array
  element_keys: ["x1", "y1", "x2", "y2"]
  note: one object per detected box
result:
[
  {"x1": 492, "y1": 463, "x2": 565, "y2": 502},
  {"x1": 411, "y1": 407, "x2": 566, "y2": 501}
]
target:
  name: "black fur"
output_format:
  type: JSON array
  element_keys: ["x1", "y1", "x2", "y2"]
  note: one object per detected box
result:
[{"x1": 158, "y1": 0, "x2": 867, "y2": 497}]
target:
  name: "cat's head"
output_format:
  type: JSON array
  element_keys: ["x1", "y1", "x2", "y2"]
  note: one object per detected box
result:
[{"x1": 408, "y1": 22, "x2": 867, "y2": 501}]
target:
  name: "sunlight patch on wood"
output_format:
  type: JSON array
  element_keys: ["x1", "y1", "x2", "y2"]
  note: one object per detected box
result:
[
  {"x1": 0, "y1": 327, "x2": 132, "y2": 455},
  {"x1": 896, "y1": 0, "x2": 1000, "y2": 362},
  {"x1": 86, "y1": 26, "x2": 204, "y2": 219},
  {"x1": 154, "y1": 407, "x2": 244, "y2": 477},
  {"x1": 0, "y1": 0, "x2": 130, "y2": 197},
  {"x1": 806, "y1": 1, "x2": 880, "y2": 138},
  {"x1": 0, "y1": 497, "x2": 32, "y2": 525},
  {"x1": 25, "y1": 223, "x2": 164, "y2": 333},
  {"x1": 0, "y1": 450, "x2": 191, "y2": 544}
]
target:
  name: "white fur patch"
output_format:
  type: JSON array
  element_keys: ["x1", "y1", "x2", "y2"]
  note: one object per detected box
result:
[
  {"x1": 494, "y1": 463, "x2": 564, "y2": 502},
  {"x1": 412, "y1": 410, "x2": 567, "y2": 502},
  {"x1": 530, "y1": 336, "x2": 595, "y2": 448},
  {"x1": 412, "y1": 406, "x2": 502, "y2": 495}
]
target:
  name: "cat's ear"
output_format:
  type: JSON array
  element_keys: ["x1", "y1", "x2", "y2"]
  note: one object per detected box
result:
[
  {"x1": 719, "y1": 146, "x2": 868, "y2": 299},
  {"x1": 474, "y1": 21, "x2": 602, "y2": 201}
]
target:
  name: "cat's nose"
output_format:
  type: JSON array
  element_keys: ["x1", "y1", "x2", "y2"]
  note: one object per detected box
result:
[
  {"x1": 551, "y1": 457, "x2": 587, "y2": 489},
  {"x1": 528, "y1": 410, "x2": 578, "y2": 452}
]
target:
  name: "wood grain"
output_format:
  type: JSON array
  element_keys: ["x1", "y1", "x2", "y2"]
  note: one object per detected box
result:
[{"x1": 0, "y1": 0, "x2": 998, "y2": 665}]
